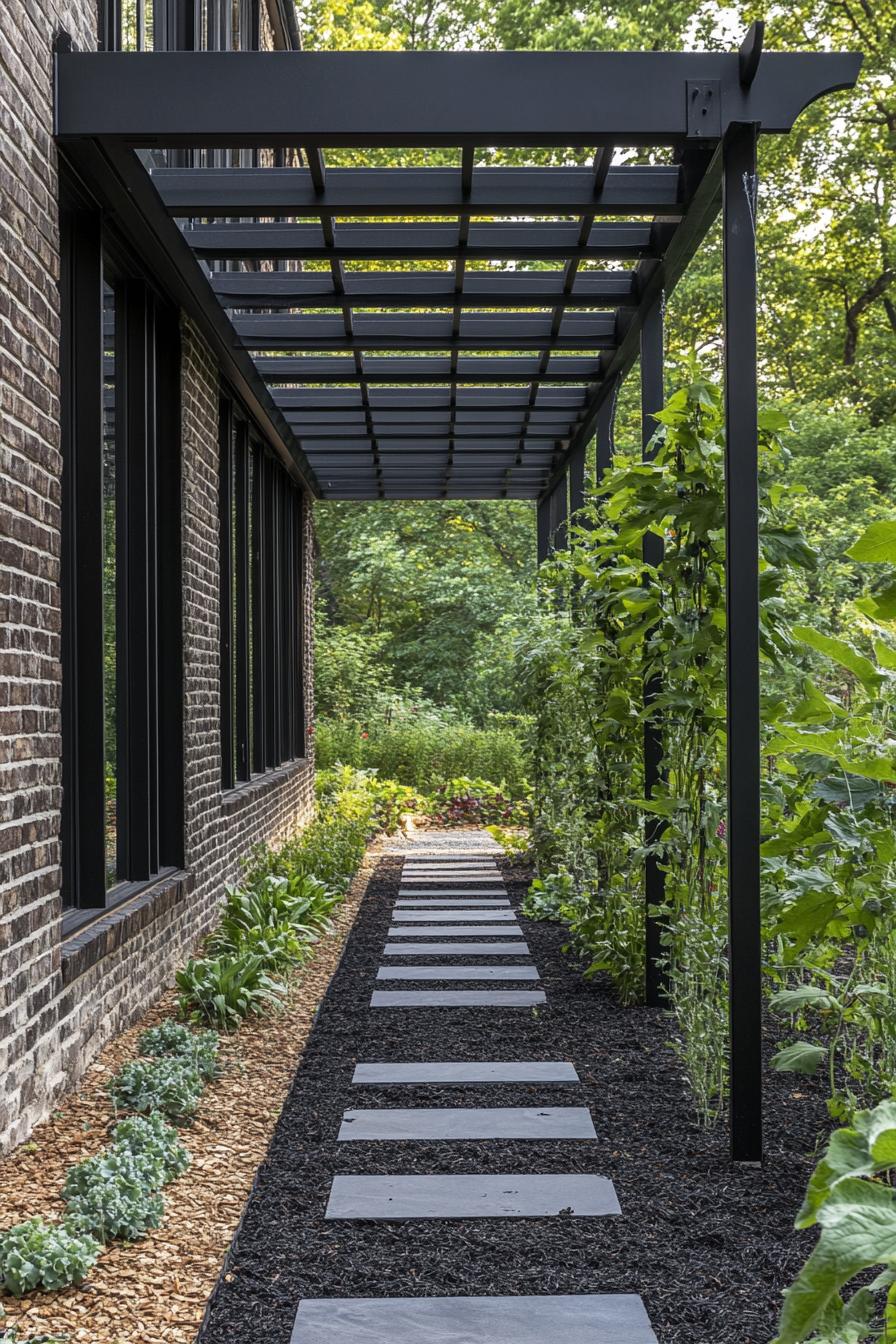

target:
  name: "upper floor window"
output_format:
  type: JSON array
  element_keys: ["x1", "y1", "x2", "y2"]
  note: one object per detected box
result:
[{"x1": 102, "y1": 0, "x2": 260, "y2": 51}]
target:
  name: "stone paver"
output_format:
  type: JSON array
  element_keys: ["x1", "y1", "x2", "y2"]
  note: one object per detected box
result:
[
  {"x1": 291, "y1": 1294, "x2": 658, "y2": 1343},
  {"x1": 397, "y1": 888, "x2": 507, "y2": 897},
  {"x1": 351, "y1": 1061, "x2": 579, "y2": 1085},
  {"x1": 382, "y1": 941, "x2": 530, "y2": 955},
  {"x1": 387, "y1": 925, "x2": 522, "y2": 937},
  {"x1": 325, "y1": 1173, "x2": 620, "y2": 1220},
  {"x1": 391, "y1": 909, "x2": 519, "y2": 922},
  {"x1": 337, "y1": 1106, "x2": 597, "y2": 1140},
  {"x1": 394, "y1": 898, "x2": 511, "y2": 907},
  {"x1": 371, "y1": 990, "x2": 545, "y2": 1007},
  {"x1": 376, "y1": 965, "x2": 539, "y2": 981}
]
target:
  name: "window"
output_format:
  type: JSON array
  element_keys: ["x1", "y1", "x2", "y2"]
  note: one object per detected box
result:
[
  {"x1": 102, "y1": 0, "x2": 259, "y2": 50},
  {"x1": 219, "y1": 394, "x2": 305, "y2": 789},
  {"x1": 61, "y1": 196, "x2": 184, "y2": 915}
]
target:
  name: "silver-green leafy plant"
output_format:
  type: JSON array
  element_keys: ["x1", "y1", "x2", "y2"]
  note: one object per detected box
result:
[
  {"x1": 138, "y1": 1021, "x2": 220, "y2": 1081},
  {"x1": 62, "y1": 1149, "x2": 165, "y2": 1244},
  {"x1": 108, "y1": 1112, "x2": 190, "y2": 1183},
  {"x1": 0, "y1": 1219, "x2": 100, "y2": 1296},
  {"x1": 108, "y1": 1057, "x2": 203, "y2": 1122},
  {"x1": 774, "y1": 1099, "x2": 896, "y2": 1344}
]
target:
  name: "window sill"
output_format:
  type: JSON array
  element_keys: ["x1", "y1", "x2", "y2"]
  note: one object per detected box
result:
[
  {"x1": 61, "y1": 868, "x2": 191, "y2": 986},
  {"x1": 221, "y1": 756, "x2": 311, "y2": 816}
]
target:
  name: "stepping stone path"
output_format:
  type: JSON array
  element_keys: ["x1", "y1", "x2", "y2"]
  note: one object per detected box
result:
[
  {"x1": 288, "y1": 839, "x2": 660, "y2": 1343},
  {"x1": 376, "y1": 965, "x2": 540, "y2": 981},
  {"x1": 291, "y1": 1294, "x2": 657, "y2": 1343},
  {"x1": 370, "y1": 989, "x2": 546, "y2": 1007}
]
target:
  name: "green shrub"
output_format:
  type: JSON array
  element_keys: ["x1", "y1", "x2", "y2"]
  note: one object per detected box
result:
[
  {"x1": 0, "y1": 1218, "x2": 100, "y2": 1296},
  {"x1": 175, "y1": 952, "x2": 286, "y2": 1030},
  {"x1": 138, "y1": 1022, "x2": 220, "y2": 1081},
  {"x1": 62, "y1": 1150, "x2": 164, "y2": 1244},
  {"x1": 315, "y1": 716, "x2": 530, "y2": 796},
  {"x1": 429, "y1": 776, "x2": 530, "y2": 827},
  {"x1": 108, "y1": 1057, "x2": 203, "y2": 1121},
  {"x1": 109, "y1": 1112, "x2": 190, "y2": 1183}
]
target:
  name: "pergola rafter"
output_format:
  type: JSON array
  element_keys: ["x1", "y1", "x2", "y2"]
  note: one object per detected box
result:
[{"x1": 54, "y1": 37, "x2": 862, "y2": 1162}]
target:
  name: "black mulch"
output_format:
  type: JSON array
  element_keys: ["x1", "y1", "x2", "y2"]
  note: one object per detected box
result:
[{"x1": 197, "y1": 854, "x2": 830, "y2": 1344}]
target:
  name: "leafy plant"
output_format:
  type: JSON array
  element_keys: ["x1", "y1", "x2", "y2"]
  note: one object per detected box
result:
[
  {"x1": 108, "y1": 1057, "x2": 203, "y2": 1121},
  {"x1": 429, "y1": 776, "x2": 530, "y2": 827},
  {"x1": 774, "y1": 1099, "x2": 896, "y2": 1344},
  {"x1": 0, "y1": 1219, "x2": 99, "y2": 1296},
  {"x1": 62, "y1": 1149, "x2": 164, "y2": 1243},
  {"x1": 108, "y1": 1112, "x2": 190, "y2": 1183},
  {"x1": 485, "y1": 824, "x2": 531, "y2": 861},
  {"x1": 138, "y1": 1021, "x2": 220, "y2": 1081},
  {"x1": 176, "y1": 952, "x2": 286, "y2": 1030}
]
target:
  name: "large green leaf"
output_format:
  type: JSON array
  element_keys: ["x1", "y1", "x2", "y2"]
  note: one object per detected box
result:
[
  {"x1": 775, "y1": 1179, "x2": 896, "y2": 1344},
  {"x1": 846, "y1": 521, "x2": 896, "y2": 565},
  {"x1": 774, "y1": 886, "x2": 841, "y2": 950},
  {"x1": 771, "y1": 1041, "x2": 827, "y2": 1075},
  {"x1": 792, "y1": 626, "x2": 883, "y2": 696}
]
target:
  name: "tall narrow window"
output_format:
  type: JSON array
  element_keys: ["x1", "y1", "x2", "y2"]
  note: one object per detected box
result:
[
  {"x1": 102, "y1": 283, "x2": 119, "y2": 886},
  {"x1": 61, "y1": 201, "x2": 184, "y2": 918},
  {"x1": 219, "y1": 396, "x2": 304, "y2": 787}
]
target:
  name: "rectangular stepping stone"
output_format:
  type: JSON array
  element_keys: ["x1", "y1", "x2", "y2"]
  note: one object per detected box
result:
[
  {"x1": 291, "y1": 1293, "x2": 658, "y2": 1343},
  {"x1": 398, "y1": 889, "x2": 507, "y2": 898},
  {"x1": 376, "y1": 965, "x2": 539, "y2": 981},
  {"x1": 337, "y1": 1106, "x2": 596, "y2": 1140},
  {"x1": 394, "y1": 899, "x2": 511, "y2": 907},
  {"x1": 324, "y1": 1173, "x2": 620, "y2": 1219},
  {"x1": 352, "y1": 1061, "x2": 579, "y2": 1084},
  {"x1": 382, "y1": 941, "x2": 529, "y2": 955},
  {"x1": 391, "y1": 909, "x2": 518, "y2": 922},
  {"x1": 403, "y1": 868, "x2": 499, "y2": 875},
  {"x1": 370, "y1": 990, "x2": 546, "y2": 1007},
  {"x1": 387, "y1": 925, "x2": 522, "y2": 937},
  {"x1": 401, "y1": 876, "x2": 504, "y2": 884}
]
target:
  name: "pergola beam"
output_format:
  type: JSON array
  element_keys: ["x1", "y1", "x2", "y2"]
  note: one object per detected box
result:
[
  {"x1": 55, "y1": 50, "x2": 862, "y2": 146},
  {"x1": 234, "y1": 312, "x2": 617, "y2": 352},
  {"x1": 212, "y1": 270, "x2": 638, "y2": 310},
  {"x1": 184, "y1": 220, "x2": 662, "y2": 261},
  {"x1": 153, "y1": 165, "x2": 684, "y2": 217},
  {"x1": 256, "y1": 355, "x2": 604, "y2": 384}
]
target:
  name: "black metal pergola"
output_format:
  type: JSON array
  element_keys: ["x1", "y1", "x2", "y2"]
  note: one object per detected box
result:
[{"x1": 54, "y1": 35, "x2": 860, "y2": 1160}]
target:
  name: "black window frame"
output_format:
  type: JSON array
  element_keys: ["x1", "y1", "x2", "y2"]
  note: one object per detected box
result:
[
  {"x1": 60, "y1": 176, "x2": 184, "y2": 920},
  {"x1": 219, "y1": 392, "x2": 305, "y2": 790},
  {"x1": 101, "y1": 0, "x2": 260, "y2": 51}
]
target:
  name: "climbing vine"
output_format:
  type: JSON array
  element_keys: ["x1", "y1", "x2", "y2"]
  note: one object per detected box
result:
[{"x1": 519, "y1": 371, "x2": 813, "y2": 1120}]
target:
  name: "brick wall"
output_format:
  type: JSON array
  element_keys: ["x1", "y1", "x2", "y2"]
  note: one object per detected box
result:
[{"x1": 0, "y1": 1, "x2": 317, "y2": 1152}]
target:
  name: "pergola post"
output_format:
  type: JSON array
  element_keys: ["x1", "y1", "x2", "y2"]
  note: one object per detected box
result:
[
  {"x1": 536, "y1": 495, "x2": 551, "y2": 565},
  {"x1": 568, "y1": 443, "x2": 586, "y2": 520},
  {"x1": 595, "y1": 383, "x2": 618, "y2": 484},
  {"x1": 548, "y1": 472, "x2": 569, "y2": 553},
  {"x1": 641, "y1": 296, "x2": 667, "y2": 1008},
  {"x1": 722, "y1": 123, "x2": 762, "y2": 1165}
]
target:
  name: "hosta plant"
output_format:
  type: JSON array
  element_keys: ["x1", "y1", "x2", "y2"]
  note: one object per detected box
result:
[
  {"x1": 109, "y1": 1112, "x2": 190, "y2": 1183},
  {"x1": 62, "y1": 1149, "x2": 164, "y2": 1243},
  {"x1": 0, "y1": 1218, "x2": 99, "y2": 1296},
  {"x1": 774, "y1": 1099, "x2": 896, "y2": 1343},
  {"x1": 108, "y1": 1057, "x2": 203, "y2": 1122},
  {"x1": 138, "y1": 1021, "x2": 220, "y2": 1081},
  {"x1": 175, "y1": 951, "x2": 286, "y2": 1030}
]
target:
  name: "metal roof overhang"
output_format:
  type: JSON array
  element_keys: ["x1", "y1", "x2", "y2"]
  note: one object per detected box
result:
[{"x1": 54, "y1": 48, "x2": 861, "y2": 501}]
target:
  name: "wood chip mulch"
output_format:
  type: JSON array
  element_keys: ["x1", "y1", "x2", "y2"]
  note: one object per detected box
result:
[{"x1": 0, "y1": 841, "x2": 383, "y2": 1344}]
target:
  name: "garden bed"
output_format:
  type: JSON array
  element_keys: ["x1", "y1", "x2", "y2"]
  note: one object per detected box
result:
[
  {"x1": 197, "y1": 854, "x2": 831, "y2": 1344},
  {"x1": 0, "y1": 843, "x2": 380, "y2": 1343}
]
